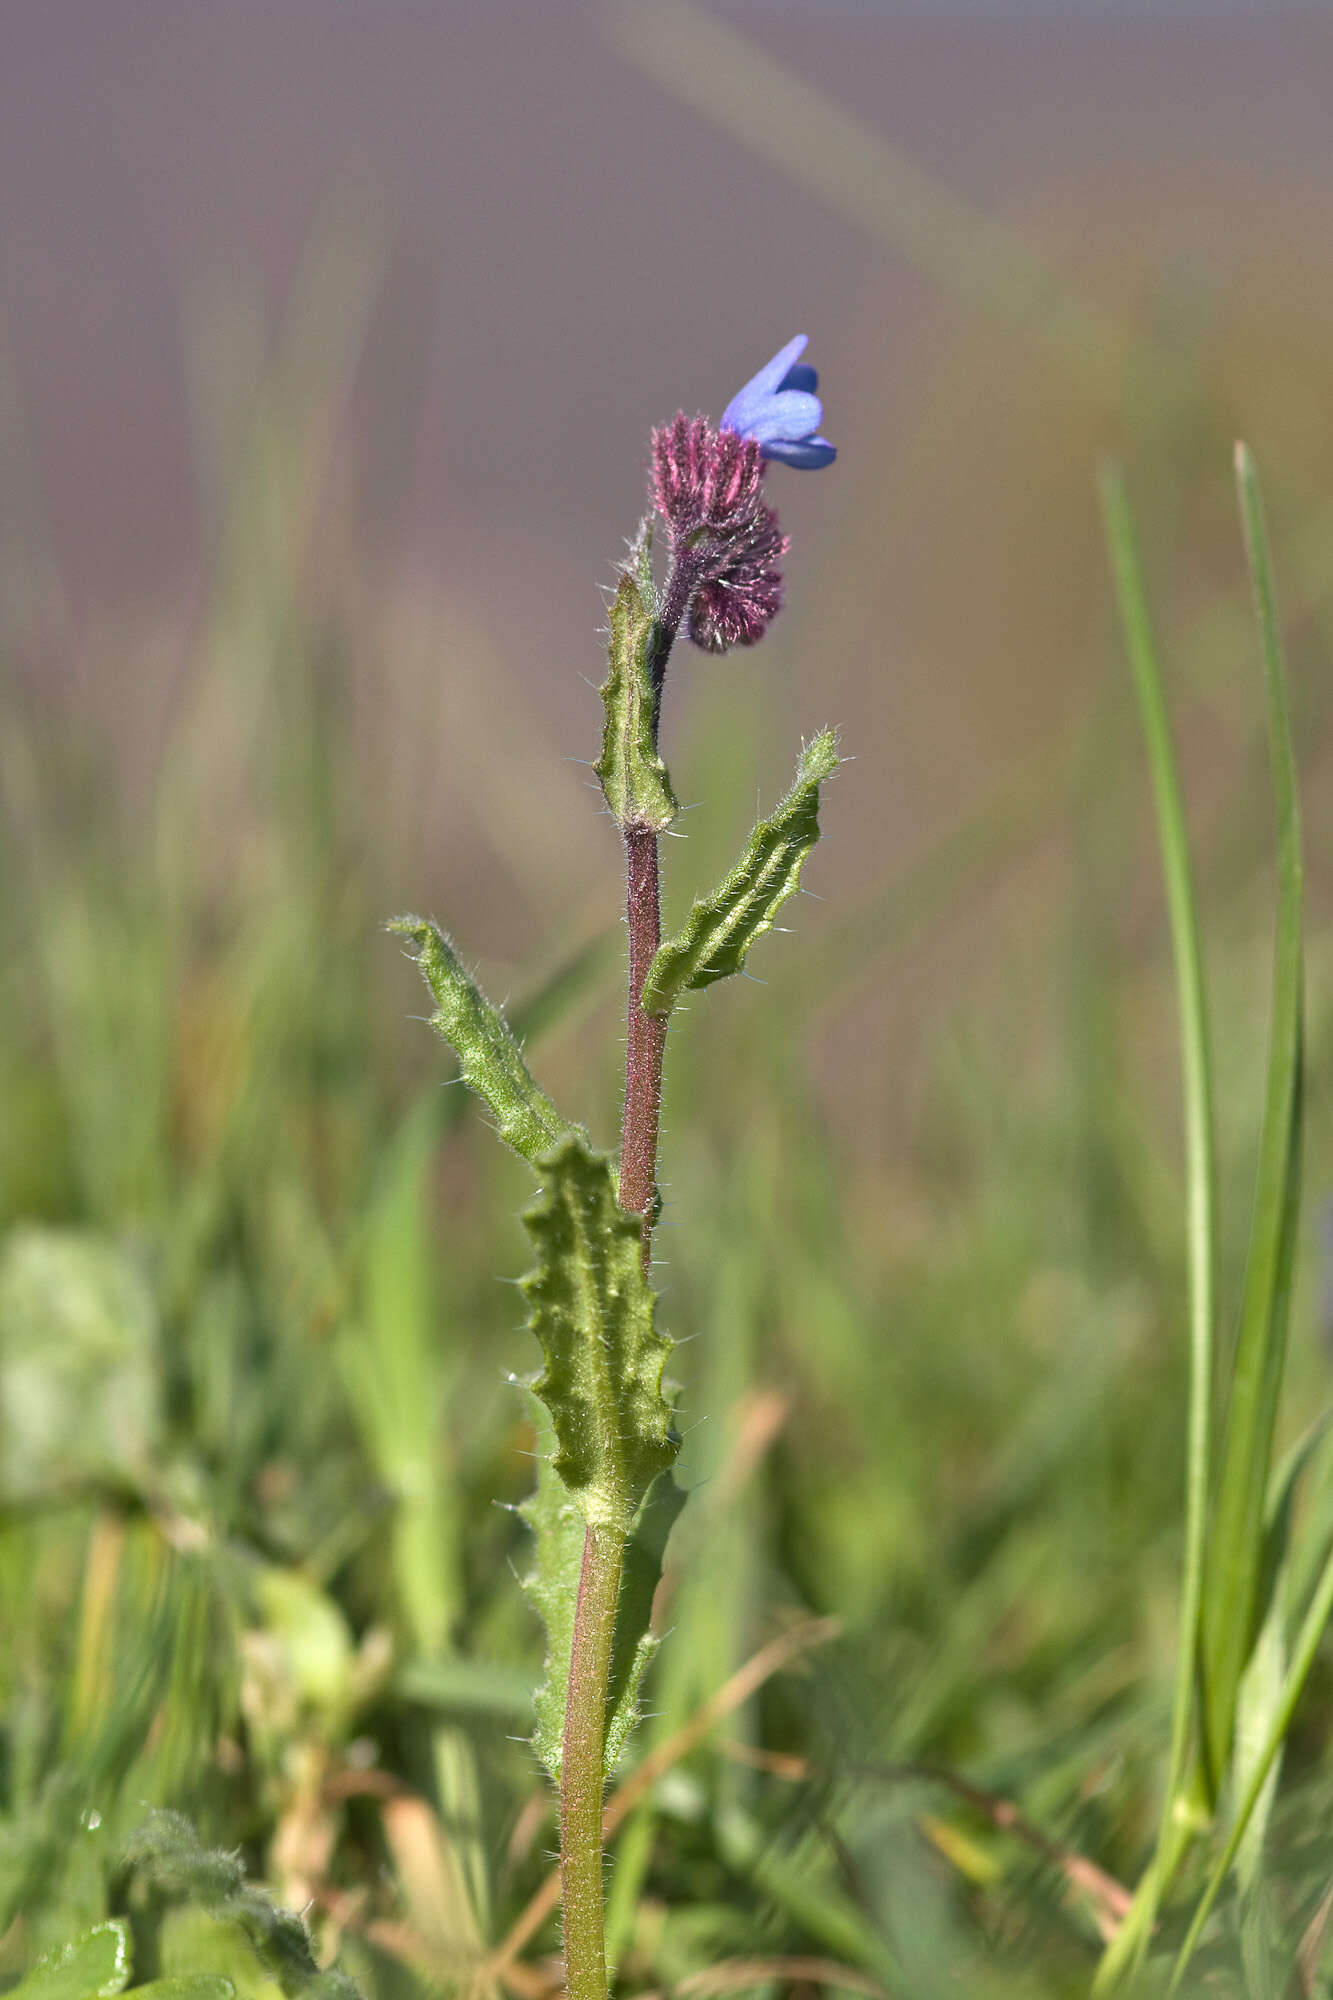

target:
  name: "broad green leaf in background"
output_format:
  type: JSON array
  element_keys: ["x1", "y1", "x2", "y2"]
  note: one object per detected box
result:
[
  {"x1": 0, "y1": 1228, "x2": 160, "y2": 1502},
  {"x1": 642, "y1": 729, "x2": 838, "y2": 1016},
  {"x1": 5, "y1": 1923, "x2": 131, "y2": 2000},
  {"x1": 339, "y1": 1108, "x2": 460, "y2": 1655}
]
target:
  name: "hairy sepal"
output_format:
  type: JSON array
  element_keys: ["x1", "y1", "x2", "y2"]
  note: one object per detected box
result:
[
  {"x1": 595, "y1": 535, "x2": 678, "y2": 834},
  {"x1": 522, "y1": 1133, "x2": 678, "y2": 1533},
  {"x1": 390, "y1": 917, "x2": 574, "y2": 1164},
  {"x1": 642, "y1": 729, "x2": 838, "y2": 1015}
]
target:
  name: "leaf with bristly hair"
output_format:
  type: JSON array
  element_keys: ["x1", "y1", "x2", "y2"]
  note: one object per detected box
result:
[
  {"x1": 521, "y1": 1395, "x2": 684, "y2": 1782},
  {"x1": 519, "y1": 1396, "x2": 586, "y2": 1782},
  {"x1": 521, "y1": 1133, "x2": 677, "y2": 1534},
  {"x1": 519, "y1": 1131, "x2": 681, "y2": 1778},
  {"x1": 389, "y1": 916, "x2": 575, "y2": 1164},
  {"x1": 604, "y1": 1466, "x2": 687, "y2": 1770},
  {"x1": 642, "y1": 730, "x2": 838, "y2": 1016},
  {"x1": 595, "y1": 530, "x2": 678, "y2": 834},
  {"x1": 121, "y1": 1811, "x2": 360, "y2": 2000}
]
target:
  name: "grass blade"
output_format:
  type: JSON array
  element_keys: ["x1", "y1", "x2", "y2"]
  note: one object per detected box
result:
[
  {"x1": 1198, "y1": 444, "x2": 1305, "y2": 1798},
  {"x1": 1092, "y1": 465, "x2": 1218, "y2": 1985},
  {"x1": 1171, "y1": 1539, "x2": 1333, "y2": 1991}
]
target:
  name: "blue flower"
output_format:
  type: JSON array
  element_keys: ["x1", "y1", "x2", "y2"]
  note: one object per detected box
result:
[{"x1": 720, "y1": 335, "x2": 836, "y2": 470}]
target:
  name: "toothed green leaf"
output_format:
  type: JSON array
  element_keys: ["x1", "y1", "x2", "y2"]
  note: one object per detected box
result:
[
  {"x1": 390, "y1": 916, "x2": 574, "y2": 1163},
  {"x1": 642, "y1": 730, "x2": 838, "y2": 1016},
  {"x1": 522, "y1": 1133, "x2": 677, "y2": 1534},
  {"x1": 595, "y1": 542, "x2": 678, "y2": 834},
  {"x1": 521, "y1": 1396, "x2": 684, "y2": 1783}
]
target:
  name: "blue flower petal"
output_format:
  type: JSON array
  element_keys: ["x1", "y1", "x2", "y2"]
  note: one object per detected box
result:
[
  {"x1": 748, "y1": 334, "x2": 810, "y2": 398},
  {"x1": 719, "y1": 335, "x2": 835, "y2": 470},
  {"x1": 736, "y1": 388, "x2": 823, "y2": 447},
  {"x1": 720, "y1": 335, "x2": 809, "y2": 434},
  {"x1": 761, "y1": 435, "x2": 837, "y2": 470}
]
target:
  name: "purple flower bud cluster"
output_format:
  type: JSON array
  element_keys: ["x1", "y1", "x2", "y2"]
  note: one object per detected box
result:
[
  {"x1": 652, "y1": 414, "x2": 764, "y2": 535},
  {"x1": 649, "y1": 337, "x2": 835, "y2": 655},
  {"x1": 687, "y1": 500, "x2": 788, "y2": 655}
]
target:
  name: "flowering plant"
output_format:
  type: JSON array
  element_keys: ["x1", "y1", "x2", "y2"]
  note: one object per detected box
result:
[{"x1": 394, "y1": 342, "x2": 836, "y2": 1998}]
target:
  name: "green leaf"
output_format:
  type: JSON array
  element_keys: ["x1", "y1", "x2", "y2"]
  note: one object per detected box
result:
[
  {"x1": 1172, "y1": 1528, "x2": 1333, "y2": 1993},
  {"x1": 604, "y1": 1467, "x2": 687, "y2": 1771},
  {"x1": 715, "y1": 1807, "x2": 899, "y2": 1982},
  {"x1": 519, "y1": 1396, "x2": 587, "y2": 1783},
  {"x1": 7, "y1": 1924, "x2": 131, "y2": 2000},
  {"x1": 522, "y1": 1134, "x2": 677, "y2": 1534},
  {"x1": 122, "y1": 1813, "x2": 360, "y2": 2000},
  {"x1": 341, "y1": 1110, "x2": 460, "y2": 1654},
  {"x1": 393, "y1": 1653, "x2": 534, "y2": 1720},
  {"x1": 594, "y1": 538, "x2": 678, "y2": 834},
  {"x1": 1167, "y1": 446, "x2": 1308, "y2": 1997},
  {"x1": 642, "y1": 729, "x2": 838, "y2": 1016},
  {"x1": 390, "y1": 916, "x2": 575, "y2": 1164},
  {"x1": 1093, "y1": 463, "x2": 1219, "y2": 1987},
  {"x1": 131, "y1": 1982, "x2": 235, "y2": 2000},
  {"x1": 0, "y1": 1227, "x2": 161, "y2": 1501},
  {"x1": 521, "y1": 1399, "x2": 685, "y2": 1782},
  {"x1": 1198, "y1": 444, "x2": 1304, "y2": 1800},
  {"x1": 1235, "y1": 1420, "x2": 1329, "y2": 1889}
]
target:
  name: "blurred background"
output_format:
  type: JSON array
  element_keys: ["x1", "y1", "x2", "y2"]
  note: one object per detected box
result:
[{"x1": 4, "y1": 1, "x2": 1333, "y2": 1991}]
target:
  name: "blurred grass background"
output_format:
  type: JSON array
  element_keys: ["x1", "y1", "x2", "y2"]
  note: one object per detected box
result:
[{"x1": 3, "y1": 1, "x2": 1333, "y2": 1992}]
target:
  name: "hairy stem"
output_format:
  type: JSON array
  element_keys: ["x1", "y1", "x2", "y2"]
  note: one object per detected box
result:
[
  {"x1": 620, "y1": 826, "x2": 668, "y2": 1267},
  {"x1": 558, "y1": 551, "x2": 689, "y2": 1997},
  {"x1": 648, "y1": 544, "x2": 702, "y2": 732},
  {"x1": 559, "y1": 1525, "x2": 624, "y2": 2000}
]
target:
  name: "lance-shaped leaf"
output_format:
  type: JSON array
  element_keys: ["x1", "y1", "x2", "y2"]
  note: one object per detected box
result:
[
  {"x1": 522, "y1": 1133, "x2": 677, "y2": 1533},
  {"x1": 642, "y1": 729, "x2": 838, "y2": 1016},
  {"x1": 390, "y1": 916, "x2": 574, "y2": 1164},
  {"x1": 521, "y1": 1396, "x2": 685, "y2": 1782},
  {"x1": 1199, "y1": 446, "x2": 1304, "y2": 1800},
  {"x1": 595, "y1": 538, "x2": 678, "y2": 834}
]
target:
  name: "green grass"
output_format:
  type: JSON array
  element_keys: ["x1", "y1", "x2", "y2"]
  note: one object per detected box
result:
[{"x1": 3, "y1": 240, "x2": 1333, "y2": 1999}]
